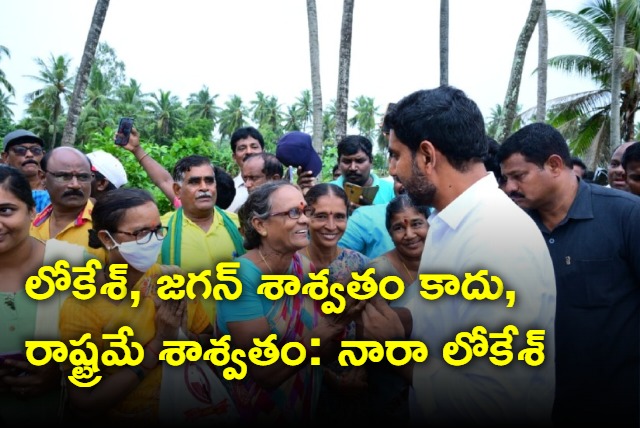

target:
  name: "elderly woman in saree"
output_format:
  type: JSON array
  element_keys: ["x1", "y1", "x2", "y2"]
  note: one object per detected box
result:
[{"x1": 216, "y1": 181, "x2": 365, "y2": 425}]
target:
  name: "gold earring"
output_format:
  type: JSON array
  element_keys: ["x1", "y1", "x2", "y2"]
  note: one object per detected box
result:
[{"x1": 261, "y1": 231, "x2": 267, "y2": 237}]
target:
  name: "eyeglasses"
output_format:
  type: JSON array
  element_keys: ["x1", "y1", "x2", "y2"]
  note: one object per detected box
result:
[
  {"x1": 269, "y1": 206, "x2": 312, "y2": 220},
  {"x1": 114, "y1": 225, "x2": 168, "y2": 244},
  {"x1": 10, "y1": 145, "x2": 43, "y2": 156},
  {"x1": 45, "y1": 171, "x2": 94, "y2": 183}
]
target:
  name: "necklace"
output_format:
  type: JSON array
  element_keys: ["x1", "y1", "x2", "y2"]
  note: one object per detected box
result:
[
  {"x1": 258, "y1": 249, "x2": 273, "y2": 274},
  {"x1": 397, "y1": 253, "x2": 416, "y2": 283}
]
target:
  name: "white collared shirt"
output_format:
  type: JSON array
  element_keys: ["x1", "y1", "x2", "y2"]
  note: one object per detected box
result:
[
  {"x1": 404, "y1": 173, "x2": 556, "y2": 425},
  {"x1": 227, "y1": 174, "x2": 248, "y2": 213}
]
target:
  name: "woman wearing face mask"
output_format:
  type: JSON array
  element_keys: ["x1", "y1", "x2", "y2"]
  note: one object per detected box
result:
[{"x1": 59, "y1": 188, "x2": 213, "y2": 423}]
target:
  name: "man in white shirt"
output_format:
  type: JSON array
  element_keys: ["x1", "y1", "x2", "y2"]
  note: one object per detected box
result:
[
  {"x1": 226, "y1": 127, "x2": 265, "y2": 212},
  {"x1": 362, "y1": 86, "x2": 556, "y2": 426}
]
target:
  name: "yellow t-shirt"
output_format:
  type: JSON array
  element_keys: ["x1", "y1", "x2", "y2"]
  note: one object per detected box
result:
[
  {"x1": 59, "y1": 264, "x2": 210, "y2": 422},
  {"x1": 160, "y1": 209, "x2": 240, "y2": 323},
  {"x1": 30, "y1": 200, "x2": 106, "y2": 263}
]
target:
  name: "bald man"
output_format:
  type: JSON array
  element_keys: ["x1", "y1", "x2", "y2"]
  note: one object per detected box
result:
[{"x1": 30, "y1": 147, "x2": 105, "y2": 262}]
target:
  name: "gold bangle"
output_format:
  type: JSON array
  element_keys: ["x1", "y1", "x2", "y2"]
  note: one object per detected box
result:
[{"x1": 138, "y1": 153, "x2": 150, "y2": 162}]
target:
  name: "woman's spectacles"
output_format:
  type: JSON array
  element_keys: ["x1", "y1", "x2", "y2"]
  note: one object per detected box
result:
[
  {"x1": 269, "y1": 206, "x2": 313, "y2": 220},
  {"x1": 10, "y1": 145, "x2": 44, "y2": 156},
  {"x1": 114, "y1": 225, "x2": 168, "y2": 244},
  {"x1": 46, "y1": 171, "x2": 94, "y2": 183}
]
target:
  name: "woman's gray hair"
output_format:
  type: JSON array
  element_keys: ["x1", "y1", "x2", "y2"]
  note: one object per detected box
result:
[{"x1": 239, "y1": 180, "x2": 296, "y2": 250}]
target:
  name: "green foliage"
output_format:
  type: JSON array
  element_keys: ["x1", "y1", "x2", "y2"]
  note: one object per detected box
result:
[
  {"x1": 81, "y1": 127, "x2": 237, "y2": 214},
  {"x1": 2, "y1": 42, "x2": 396, "y2": 202},
  {"x1": 373, "y1": 152, "x2": 388, "y2": 177},
  {"x1": 320, "y1": 144, "x2": 338, "y2": 182}
]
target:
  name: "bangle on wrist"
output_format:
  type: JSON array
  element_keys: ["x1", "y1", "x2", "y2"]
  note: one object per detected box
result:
[
  {"x1": 138, "y1": 152, "x2": 150, "y2": 162},
  {"x1": 126, "y1": 365, "x2": 145, "y2": 381}
]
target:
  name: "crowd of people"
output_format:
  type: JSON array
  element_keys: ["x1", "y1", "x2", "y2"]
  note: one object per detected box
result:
[{"x1": 1, "y1": 84, "x2": 639, "y2": 427}]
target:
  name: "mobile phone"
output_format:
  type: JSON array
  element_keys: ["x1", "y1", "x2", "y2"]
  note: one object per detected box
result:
[
  {"x1": 344, "y1": 183, "x2": 379, "y2": 205},
  {"x1": 344, "y1": 182, "x2": 364, "y2": 205},
  {"x1": 114, "y1": 117, "x2": 134, "y2": 146}
]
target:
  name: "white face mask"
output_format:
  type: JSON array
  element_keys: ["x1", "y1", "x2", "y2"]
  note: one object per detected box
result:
[{"x1": 105, "y1": 231, "x2": 163, "y2": 272}]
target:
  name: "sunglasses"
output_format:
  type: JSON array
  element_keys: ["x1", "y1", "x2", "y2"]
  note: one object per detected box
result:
[{"x1": 10, "y1": 145, "x2": 44, "y2": 156}]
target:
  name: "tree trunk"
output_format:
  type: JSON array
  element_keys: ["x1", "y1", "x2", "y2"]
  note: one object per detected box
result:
[
  {"x1": 497, "y1": 0, "x2": 543, "y2": 142},
  {"x1": 439, "y1": 0, "x2": 449, "y2": 86},
  {"x1": 609, "y1": 5, "x2": 625, "y2": 150},
  {"x1": 335, "y1": 0, "x2": 355, "y2": 145},
  {"x1": 61, "y1": 0, "x2": 110, "y2": 147},
  {"x1": 306, "y1": 0, "x2": 324, "y2": 158},
  {"x1": 536, "y1": 0, "x2": 547, "y2": 122}
]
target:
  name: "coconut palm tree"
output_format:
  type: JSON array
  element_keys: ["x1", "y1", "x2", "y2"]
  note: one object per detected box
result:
[
  {"x1": 323, "y1": 99, "x2": 338, "y2": 142},
  {"x1": 218, "y1": 95, "x2": 248, "y2": 141},
  {"x1": 497, "y1": 0, "x2": 545, "y2": 142},
  {"x1": 547, "y1": 0, "x2": 640, "y2": 166},
  {"x1": 536, "y1": 0, "x2": 548, "y2": 122},
  {"x1": 335, "y1": 0, "x2": 355, "y2": 144},
  {"x1": 25, "y1": 54, "x2": 74, "y2": 149},
  {"x1": 306, "y1": 0, "x2": 324, "y2": 154},
  {"x1": 62, "y1": 0, "x2": 110, "y2": 147},
  {"x1": 283, "y1": 105, "x2": 302, "y2": 132},
  {"x1": 0, "y1": 45, "x2": 14, "y2": 96},
  {"x1": 149, "y1": 89, "x2": 184, "y2": 145},
  {"x1": 0, "y1": 90, "x2": 15, "y2": 120},
  {"x1": 75, "y1": 66, "x2": 115, "y2": 145},
  {"x1": 348, "y1": 95, "x2": 379, "y2": 141},
  {"x1": 487, "y1": 103, "x2": 524, "y2": 140},
  {"x1": 187, "y1": 85, "x2": 219, "y2": 121},
  {"x1": 440, "y1": 0, "x2": 449, "y2": 86},
  {"x1": 115, "y1": 78, "x2": 149, "y2": 116},
  {"x1": 261, "y1": 95, "x2": 283, "y2": 135},
  {"x1": 251, "y1": 91, "x2": 270, "y2": 126},
  {"x1": 293, "y1": 89, "x2": 313, "y2": 132}
]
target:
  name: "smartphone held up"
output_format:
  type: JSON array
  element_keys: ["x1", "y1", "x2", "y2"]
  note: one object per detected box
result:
[{"x1": 114, "y1": 117, "x2": 134, "y2": 146}]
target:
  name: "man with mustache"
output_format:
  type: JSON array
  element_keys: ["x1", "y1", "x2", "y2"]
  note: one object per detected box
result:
[
  {"x1": 329, "y1": 135, "x2": 395, "y2": 211},
  {"x1": 2, "y1": 129, "x2": 50, "y2": 212},
  {"x1": 160, "y1": 155, "x2": 245, "y2": 323},
  {"x1": 361, "y1": 86, "x2": 556, "y2": 426},
  {"x1": 30, "y1": 147, "x2": 106, "y2": 262},
  {"x1": 497, "y1": 123, "x2": 640, "y2": 426}
]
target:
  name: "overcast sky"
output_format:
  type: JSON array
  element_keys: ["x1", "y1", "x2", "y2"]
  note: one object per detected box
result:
[{"x1": 1, "y1": 0, "x2": 596, "y2": 123}]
